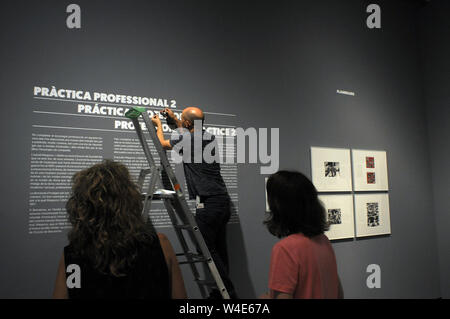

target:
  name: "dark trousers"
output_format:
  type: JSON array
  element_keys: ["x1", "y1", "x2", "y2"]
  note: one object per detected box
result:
[{"x1": 195, "y1": 194, "x2": 236, "y2": 298}]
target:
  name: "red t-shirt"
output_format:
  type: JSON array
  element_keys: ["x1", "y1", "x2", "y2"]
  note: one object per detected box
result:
[{"x1": 269, "y1": 233, "x2": 339, "y2": 299}]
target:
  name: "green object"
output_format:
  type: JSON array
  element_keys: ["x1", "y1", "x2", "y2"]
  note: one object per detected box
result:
[{"x1": 125, "y1": 106, "x2": 147, "y2": 119}]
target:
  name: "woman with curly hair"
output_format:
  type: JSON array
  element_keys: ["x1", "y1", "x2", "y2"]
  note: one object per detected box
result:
[
  {"x1": 52, "y1": 160, "x2": 186, "y2": 299},
  {"x1": 261, "y1": 170, "x2": 344, "y2": 299}
]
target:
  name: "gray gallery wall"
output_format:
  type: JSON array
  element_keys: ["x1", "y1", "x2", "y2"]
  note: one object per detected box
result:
[
  {"x1": 0, "y1": 0, "x2": 446, "y2": 298},
  {"x1": 419, "y1": 0, "x2": 450, "y2": 299}
]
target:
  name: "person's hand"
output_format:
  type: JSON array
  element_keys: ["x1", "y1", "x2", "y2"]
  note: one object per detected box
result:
[
  {"x1": 152, "y1": 114, "x2": 162, "y2": 127},
  {"x1": 162, "y1": 108, "x2": 176, "y2": 120}
]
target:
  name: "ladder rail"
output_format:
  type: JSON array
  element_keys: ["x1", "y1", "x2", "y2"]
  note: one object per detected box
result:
[
  {"x1": 129, "y1": 117, "x2": 159, "y2": 172},
  {"x1": 163, "y1": 198, "x2": 208, "y2": 298},
  {"x1": 141, "y1": 166, "x2": 160, "y2": 222},
  {"x1": 171, "y1": 193, "x2": 230, "y2": 298},
  {"x1": 137, "y1": 169, "x2": 151, "y2": 192}
]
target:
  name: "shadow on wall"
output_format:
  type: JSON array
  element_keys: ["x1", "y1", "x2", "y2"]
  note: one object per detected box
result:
[{"x1": 227, "y1": 202, "x2": 257, "y2": 299}]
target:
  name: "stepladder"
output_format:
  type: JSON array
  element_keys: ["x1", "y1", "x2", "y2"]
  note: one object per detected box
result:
[{"x1": 124, "y1": 106, "x2": 230, "y2": 299}]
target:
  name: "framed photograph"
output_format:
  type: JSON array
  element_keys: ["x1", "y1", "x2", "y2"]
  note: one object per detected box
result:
[
  {"x1": 354, "y1": 193, "x2": 391, "y2": 237},
  {"x1": 352, "y1": 149, "x2": 389, "y2": 191},
  {"x1": 311, "y1": 147, "x2": 352, "y2": 192},
  {"x1": 319, "y1": 194, "x2": 355, "y2": 240}
]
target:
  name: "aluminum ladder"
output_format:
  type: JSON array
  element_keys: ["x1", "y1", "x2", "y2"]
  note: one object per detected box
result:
[{"x1": 124, "y1": 106, "x2": 230, "y2": 299}]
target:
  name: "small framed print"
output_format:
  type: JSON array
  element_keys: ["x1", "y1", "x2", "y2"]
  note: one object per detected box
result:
[
  {"x1": 311, "y1": 147, "x2": 352, "y2": 192},
  {"x1": 367, "y1": 172, "x2": 376, "y2": 184},
  {"x1": 319, "y1": 194, "x2": 355, "y2": 240},
  {"x1": 354, "y1": 193, "x2": 391, "y2": 237},
  {"x1": 352, "y1": 149, "x2": 389, "y2": 191},
  {"x1": 366, "y1": 156, "x2": 375, "y2": 168}
]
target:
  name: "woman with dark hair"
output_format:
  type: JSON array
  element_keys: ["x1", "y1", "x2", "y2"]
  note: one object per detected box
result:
[
  {"x1": 261, "y1": 170, "x2": 343, "y2": 299},
  {"x1": 52, "y1": 160, "x2": 187, "y2": 299}
]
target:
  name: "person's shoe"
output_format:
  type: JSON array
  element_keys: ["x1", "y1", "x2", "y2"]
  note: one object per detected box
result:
[
  {"x1": 207, "y1": 289, "x2": 223, "y2": 299},
  {"x1": 207, "y1": 289, "x2": 239, "y2": 299}
]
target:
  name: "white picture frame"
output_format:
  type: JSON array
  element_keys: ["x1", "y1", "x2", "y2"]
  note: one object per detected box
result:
[
  {"x1": 354, "y1": 193, "x2": 391, "y2": 237},
  {"x1": 319, "y1": 194, "x2": 355, "y2": 240},
  {"x1": 352, "y1": 149, "x2": 389, "y2": 191},
  {"x1": 311, "y1": 147, "x2": 353, "y2": 192}
]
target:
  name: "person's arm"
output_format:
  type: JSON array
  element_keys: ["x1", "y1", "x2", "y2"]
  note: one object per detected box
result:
[
  {"x1": 151, "y1": 115, "x2": 173, "y2": 150},
  {"x1": 158, "y1": 233, "x2": 188, "y2": 299},
  {"x1": 272, "y1": 290, "x2": 293, "y2": 299},
  {"x1": 259, "y1": 290, "x2": 293, "y2": 299},
  {"x1": 52, "y1": 253, "x2": 68, "y2": 299},
  {"x1": 163, "y1": 108, "x2": 182, "y2": 128}
]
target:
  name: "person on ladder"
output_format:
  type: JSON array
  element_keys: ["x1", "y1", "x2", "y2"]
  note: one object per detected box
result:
[{"x1": 151, "y1": 107, "x2": 237, "y2": 299}]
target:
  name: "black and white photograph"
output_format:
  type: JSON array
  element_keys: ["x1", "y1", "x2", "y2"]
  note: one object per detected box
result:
[
  {"x1": 367, "y1": 203, "x2": 380, "y2": 227},
  {"x1": 325, "y1": 162, "x2": 340, "y2": 177},
  {"x1": 328, "y1": 208, "x2": 342, "y2": 225}
]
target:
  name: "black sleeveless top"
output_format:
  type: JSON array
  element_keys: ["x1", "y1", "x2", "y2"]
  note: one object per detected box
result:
[{"x1": 64, "y1": 236, "x2": 170, "y2": 299}]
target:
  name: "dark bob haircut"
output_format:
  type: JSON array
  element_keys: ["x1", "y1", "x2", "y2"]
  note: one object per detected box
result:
[{"x1": 264, "y1": 170, "x2": 329, "y2": 238}]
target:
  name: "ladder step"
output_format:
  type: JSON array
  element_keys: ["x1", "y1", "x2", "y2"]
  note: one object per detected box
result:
[
  {"x1": 154, "y1": 189, "x2": 176, "y2": 196},
  {"x1": 195, "y1": 279, "x2": 217, "y2": 287},
  {"x1": 179, "y1": 259, "x2": 207, "y2": 265},
  {"x1": 141, "y1": 189, "x2": 176, "y2": 200},
  {"x1": 176, "y1": 252, "x2": 209, "y2": 264},
  {"x1": 176, "y1": 252, "x2": 203, "y2": 258},
  {"x1": 174, "y1": 224, "x2": 193, "y2": 230},
  {"x1": 173, "y1": 224, "x2": 201, "y2": 232}
]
